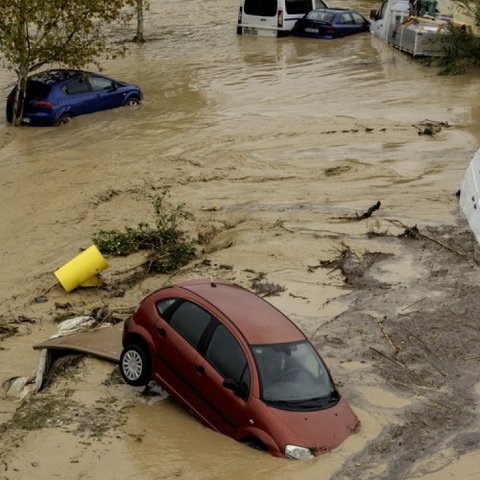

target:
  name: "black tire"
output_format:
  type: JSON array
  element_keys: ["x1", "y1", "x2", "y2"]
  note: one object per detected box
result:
[
  {"x1": 119, "y1": 343, "x2": 150, "y2": 386},
  {"x1": 124, "y1": 96, "x2": 140, "y2": 107},
  {"x1": 244, "y1": 437, "x2": 267, "y2": 452},
  {"x1": 56, "y1": 113, "x2": 73, "y2": 126}
]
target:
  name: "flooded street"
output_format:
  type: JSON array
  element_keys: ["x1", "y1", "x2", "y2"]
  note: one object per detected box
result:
[{"x1": 1, "y1": 0, "x2": 480, "y2": 479}]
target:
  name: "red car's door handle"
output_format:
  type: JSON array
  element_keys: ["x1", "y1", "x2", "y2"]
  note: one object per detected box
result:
[
  {"x1": 195, "y1": 364, "x2": 205, "y2": 375},
  {"x1": 156, "y1": 327, "x2": 166, "y2": 337}
]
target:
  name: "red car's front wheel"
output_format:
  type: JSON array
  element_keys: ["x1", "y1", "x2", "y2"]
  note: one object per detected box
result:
[{"x1": 120, "y1": 343, "x2": 150, "y2": 386}]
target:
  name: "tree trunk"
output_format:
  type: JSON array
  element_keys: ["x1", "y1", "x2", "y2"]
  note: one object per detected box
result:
[
  {"x1": 12, "y1": 67, "x2": 29, "y2": 126},
  {"x1": 12, "y1": 1, "x2": 29, "y2": 126},
  {"x1": 133, "y1": 0, "x2": 145, "y2": 43}
]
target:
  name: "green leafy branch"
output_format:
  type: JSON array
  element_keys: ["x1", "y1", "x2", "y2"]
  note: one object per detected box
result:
[{"x1": 92, "y1": 192, "x2": 195, "y2": 274}]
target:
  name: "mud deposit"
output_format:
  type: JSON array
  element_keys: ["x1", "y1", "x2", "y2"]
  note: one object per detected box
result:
[{"x1": 1, "y1": 0, "x2": 480, "y2": 479}]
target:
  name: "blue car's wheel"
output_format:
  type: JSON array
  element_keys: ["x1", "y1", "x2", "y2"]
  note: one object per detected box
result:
[
  {"x1": 56, "y1": 113, "x2": 74, "y2": 126},
  {"x1": 124, "y1": 97, "x2": 140, "y2": 107}
]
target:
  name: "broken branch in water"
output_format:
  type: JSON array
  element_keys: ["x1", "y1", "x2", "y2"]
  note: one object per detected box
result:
[
  {"x1": 419, "y1": 231, "x2": 467, "y2": 256},
  {"x1": 355, "y1": 123, "x2": 374, "y2": 132},
  {"x1": 428, "y1": 398, "x2": 452, "y2": 410},
  {"x1": 387, "y1": 219, "x2": 467, "y2": 256},
  {"x1": 463, "y1": 354, "x2": 480, "y2": 361},
  {"x1": 369, "y1": 346, "x2": 405, "y2": 367},
  {"x1": 387, "y1": 379, "x2": 440, "y2": 393},
  {"x1": 357, "y1": 201, "x2": 381, "y2": 220},
  {"x1": 273, "y1": 219, "x2": 294, "y2": 233},
  {"x1": 402, "y1": 327, "x2": 448, "y2": 377},
  {"x1": 335, "y1": 201, "x2": 381, "y2": 222},
  {"x1": 261, "y1": 286, "x2": 285, "y2": 298},
  {"x1": 375, "y1": 316, "x2": 400, "y2": 356},
  {"x1": 413, "y1": 119, "x2": 450, "y2": 136}
]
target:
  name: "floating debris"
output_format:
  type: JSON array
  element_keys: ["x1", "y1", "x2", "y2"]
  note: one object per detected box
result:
[{"x1": 414, "y1": 119, "x2": 450, "y2": 136}]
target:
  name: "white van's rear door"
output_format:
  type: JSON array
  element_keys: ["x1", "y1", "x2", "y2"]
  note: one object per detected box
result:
[{"x1": 240, "y1": 0, "x2": 279, "y2": 37}]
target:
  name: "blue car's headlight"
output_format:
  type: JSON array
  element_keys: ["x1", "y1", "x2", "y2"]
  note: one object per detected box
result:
[{"x1": 284, "y1": 445, "x2": 314, "y2": 460}]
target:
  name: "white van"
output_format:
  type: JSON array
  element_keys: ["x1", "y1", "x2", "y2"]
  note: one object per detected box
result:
[{"x1": 237, "y1": 0, "x2": 329, "y2": 37}]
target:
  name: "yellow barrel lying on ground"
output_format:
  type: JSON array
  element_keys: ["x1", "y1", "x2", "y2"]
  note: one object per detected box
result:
[{"x1": 54, "y1": 245, "x2": 108, "y2": 293}]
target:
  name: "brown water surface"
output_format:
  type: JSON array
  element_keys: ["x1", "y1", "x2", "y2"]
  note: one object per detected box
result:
[{"x1": 0, "y1": 1, "x2": 479, "y2": 479}]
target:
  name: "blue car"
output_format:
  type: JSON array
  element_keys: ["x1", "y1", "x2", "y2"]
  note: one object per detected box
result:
[
  {"x1": 292, "y1": 8, "x2": 370, "y2": 39},
  {"x1": 6, "y1": 69, "x2": 143, "y2": 126}
]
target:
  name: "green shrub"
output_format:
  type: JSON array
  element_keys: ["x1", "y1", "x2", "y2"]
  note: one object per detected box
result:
[
  {"x1": 438, "y1": 23, "x2": 480, "y2": 74},
  {"x1": 92, "y1": 192, "x2": 195, "y2": 273}
]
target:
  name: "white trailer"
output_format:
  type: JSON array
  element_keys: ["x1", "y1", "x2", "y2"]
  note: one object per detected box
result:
[{"x1": 369, "y1": 0, "x2": 470, "y2": 56}]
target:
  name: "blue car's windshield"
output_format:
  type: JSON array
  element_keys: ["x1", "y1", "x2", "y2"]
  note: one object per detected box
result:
[
  {"x1": 252, "y1": 341, "x2": 337, "y2": 410},
  {"x1": 306, "y1": 11, "x2": 334, "y2": 22}
]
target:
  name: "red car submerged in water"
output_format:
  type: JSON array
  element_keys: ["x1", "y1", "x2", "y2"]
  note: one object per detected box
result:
[{"x1": 120, "y1": 279, "x2": 360, "y2": 459}]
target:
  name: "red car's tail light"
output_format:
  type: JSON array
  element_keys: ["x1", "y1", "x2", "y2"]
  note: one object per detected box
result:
[{"x1": 33, "y1": 101, "x2": 53, "y2": 109}]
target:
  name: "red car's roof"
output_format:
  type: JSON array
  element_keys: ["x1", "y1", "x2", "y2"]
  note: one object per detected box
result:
[{"x1": 172, "y1": 279, "x2": 305, "y2": 345}]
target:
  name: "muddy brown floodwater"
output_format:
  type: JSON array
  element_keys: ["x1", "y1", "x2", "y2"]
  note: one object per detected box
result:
[{"x1": 1, "y1": 0, "x2": 480, "y2": 479}]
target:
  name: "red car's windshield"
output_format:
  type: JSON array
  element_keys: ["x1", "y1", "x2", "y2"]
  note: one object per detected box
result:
[{"x1": 252, "y1": 341, "x2": 338, "y2": 410}]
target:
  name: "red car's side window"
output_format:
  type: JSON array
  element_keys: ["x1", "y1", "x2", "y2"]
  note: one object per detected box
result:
[
  {"x1": 156, "y1": 298, "x2": 178, "y2": 316},
  {"x1": 205, "y1": 324, "x2": 251, "y2": 398},
  {"x1": 168, "y1": 301, "x2": 212, "y2": 349}
]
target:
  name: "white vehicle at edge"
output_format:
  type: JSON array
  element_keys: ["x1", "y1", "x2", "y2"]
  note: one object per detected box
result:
[
  {"x1": 369, "y1": 0, "x2": 410, "y2": 42},
  {"x1": 369, "y1": 0, "x2": 473, "y2": 57},
  {"x1": 460, "y1": 148, "x2": 480, "y2": 245},
  {"x1": 237, "y1": 0, "x2": 328, "y2": 37}
]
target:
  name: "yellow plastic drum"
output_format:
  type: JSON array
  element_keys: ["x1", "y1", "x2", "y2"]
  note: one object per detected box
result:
[{"x1": 54, "y1": 245, "x2": 108, "y2": 293}]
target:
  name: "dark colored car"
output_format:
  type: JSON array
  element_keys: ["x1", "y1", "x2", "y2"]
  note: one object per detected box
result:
[
  {"x1": 292, "y1": 8, "x2": 370, "y2": 39},
  {"x1": 120, "y1": 279, "x2": 360, "y2": 459},
  {"x1": 6, "y1": 69, "x2": 143, "y2": 126}
]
